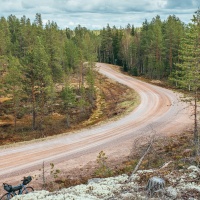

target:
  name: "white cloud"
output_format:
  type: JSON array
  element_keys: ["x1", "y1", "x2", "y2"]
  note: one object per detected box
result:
[
  {"x1": 0, "y1": 0, "x2": 198, "y2": 29},
  {"x1": 0, "y1": 0, "x2": 22, "y2": 12}
]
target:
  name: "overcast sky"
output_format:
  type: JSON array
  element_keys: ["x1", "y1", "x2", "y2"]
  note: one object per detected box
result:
[{"x1": 0, "y1": 0, "x2": 199, "y2": 29}]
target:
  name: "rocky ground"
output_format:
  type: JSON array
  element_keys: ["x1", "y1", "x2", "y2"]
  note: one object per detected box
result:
[{"x1": 11, "y1": 164, "x2": 200, "y2": 200}]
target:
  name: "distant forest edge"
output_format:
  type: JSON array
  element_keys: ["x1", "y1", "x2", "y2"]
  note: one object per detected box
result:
[{"x1": 0, "y1": 9, "x2": 199, "y2": 136}]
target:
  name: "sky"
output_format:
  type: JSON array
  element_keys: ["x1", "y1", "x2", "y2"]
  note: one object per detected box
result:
[{"x1": 0, "y1": 0, "x2": 199, "y2": 30}]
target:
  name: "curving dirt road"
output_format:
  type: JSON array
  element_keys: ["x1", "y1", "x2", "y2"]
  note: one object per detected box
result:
[{"x1": 0, "y1": 63, "x2": 193, "y2": 182}]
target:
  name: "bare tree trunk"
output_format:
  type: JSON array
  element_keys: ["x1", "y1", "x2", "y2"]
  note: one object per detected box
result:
[
  {"x1": 194, "y1": 89, "x2": 199, "y2": 156},
  {"x1": 169, "y1": 33, "x2": 173, "y2": 74},
  {"x1": 66, "y1": 112, "x2": 70, "y2": 128},
  {"x1": 129, "y1": 137, "x2": 154, "y2": 180},
  {"x1": 31, "y1": 81, "x2": 36, "y2": 130},
  {"x1": 13, "y1": 91, "x2": 17, "y2": 132},
  {"x1": 42, "y1": 161, "x2": 46, "y2": 189}
]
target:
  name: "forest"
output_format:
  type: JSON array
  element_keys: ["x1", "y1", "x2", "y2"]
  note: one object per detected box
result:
[{"x1": 0, "y1": 9, "x2": 199, "y2": 142}]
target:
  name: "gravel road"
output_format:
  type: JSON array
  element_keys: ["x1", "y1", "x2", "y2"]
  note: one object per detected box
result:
[{"x1": 0, "y1": 63, "x2": 193, "y2": 185}]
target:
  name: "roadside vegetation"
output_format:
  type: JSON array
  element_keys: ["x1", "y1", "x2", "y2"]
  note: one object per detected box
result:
[{"x1": 34, "y1": 130, "x2": 199, "y2": 198}]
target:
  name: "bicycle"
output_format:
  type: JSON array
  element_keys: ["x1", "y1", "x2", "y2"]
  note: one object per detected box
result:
[{"x1": 0, "y1": 176, "x2": 34, "y2": 200}]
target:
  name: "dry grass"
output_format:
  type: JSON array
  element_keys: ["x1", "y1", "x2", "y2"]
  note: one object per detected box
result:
[
  {"x1": 40, "y1": 130, "x2": 197, "y2": 192},
  {"x1": 0, "y1": 97, "x2": 12, "y2": 103}
]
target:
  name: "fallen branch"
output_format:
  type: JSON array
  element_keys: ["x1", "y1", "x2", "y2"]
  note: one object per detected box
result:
[
  {"x1": 159, "y1": 161, "x2": 173, "y2": 170},
  {"x1": 129, "y1": 136, "x2": 154, "y2": 181}
]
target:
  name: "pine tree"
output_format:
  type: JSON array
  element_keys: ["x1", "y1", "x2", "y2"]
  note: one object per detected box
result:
[
  {"x1": 61, "y1": 85, "x2": 76, "y2": 127},
  {"x1": 99, "y1": 25, "x2": 114, "y2": 64},
  {"x1": 0, "y1": 56, "x2": 9, "y2": 96},
  {"x1": 139, "y1": 19, "x2": 150, "y2": 75},
  {"x1": 20, "y1": 15, "x2": 35, "y2": 57},
  {"x1": 86, "y1": 63, "x2": 96, "y2": 107},
  {"x1": 23, "y1": 37, "x2": 53, "y2": 130},
  {"x1": 148, "y1": 15, "x2": 164, "y2": 79},
  {"x1": 163, "y1": 15, "x2": 185, "y2": 76},
  {"x1": 0, "y1": 17, "x2": 11, "y2": 56},
  {"x1": 175, "y1": 9, "x2": 200, "y2": 152},
  {"x1": 112, "y1": 27, "x2": 123, "y2": 66},
  {"x1": 7, "y1": 15, "x2": 21, "y2": 57},
  {"x1": 119, "y1": 25, "x2": 138, "y2": 74},
  {"x1": 44, "y1": 21, "x2": 64, "y2": 83},
  {"x1": 34, "y1": 13, "x2": 43, "y2": 27},
  {"x1": 4, "y1": 56, "x2": 23, "y2": 130}
]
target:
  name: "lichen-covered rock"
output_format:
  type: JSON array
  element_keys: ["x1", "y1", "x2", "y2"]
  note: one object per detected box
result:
[
  {"x1": 129, "y1": 173, "x2": 140, "y2": 181},
  {"x1": 166, "y1": 186, "x2": 178, "y2": 199},
  {"x1": 188, "y1": 165, "x2": 200, "y2": 179},
  {"x1": 188, "y1": 165, "x2": 200, "y2": 172},
  {"x1": 180, "y1": 182, "x2": 200, "y2": 193},
  {"x1": 88, "y1": 178, "x2": 102, "y2": 184}
]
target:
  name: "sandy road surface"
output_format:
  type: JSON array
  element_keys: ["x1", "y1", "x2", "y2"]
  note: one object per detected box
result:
[{"x1": 0, "y1": 63, "x2": 193, "y2": 185}]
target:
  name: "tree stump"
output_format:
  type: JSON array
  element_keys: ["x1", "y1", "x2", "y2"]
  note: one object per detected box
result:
[{"x1": 146, "y1": 176, "x2": 165, "y2": 198}]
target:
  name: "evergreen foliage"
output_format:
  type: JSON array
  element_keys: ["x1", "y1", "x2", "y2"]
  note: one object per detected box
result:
[
  {"x1": 0, "y1": 14, "x2": 98, "y2": 132},
  {"x1": 97, "y1": 15, "x2": 186, "y2": 80},
  {"x1": 172, "y1": 9, "x2": 200, "y2": 149},
  {"x1": 0, "y1": 10, "x2": 199, "y2": 135}
]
